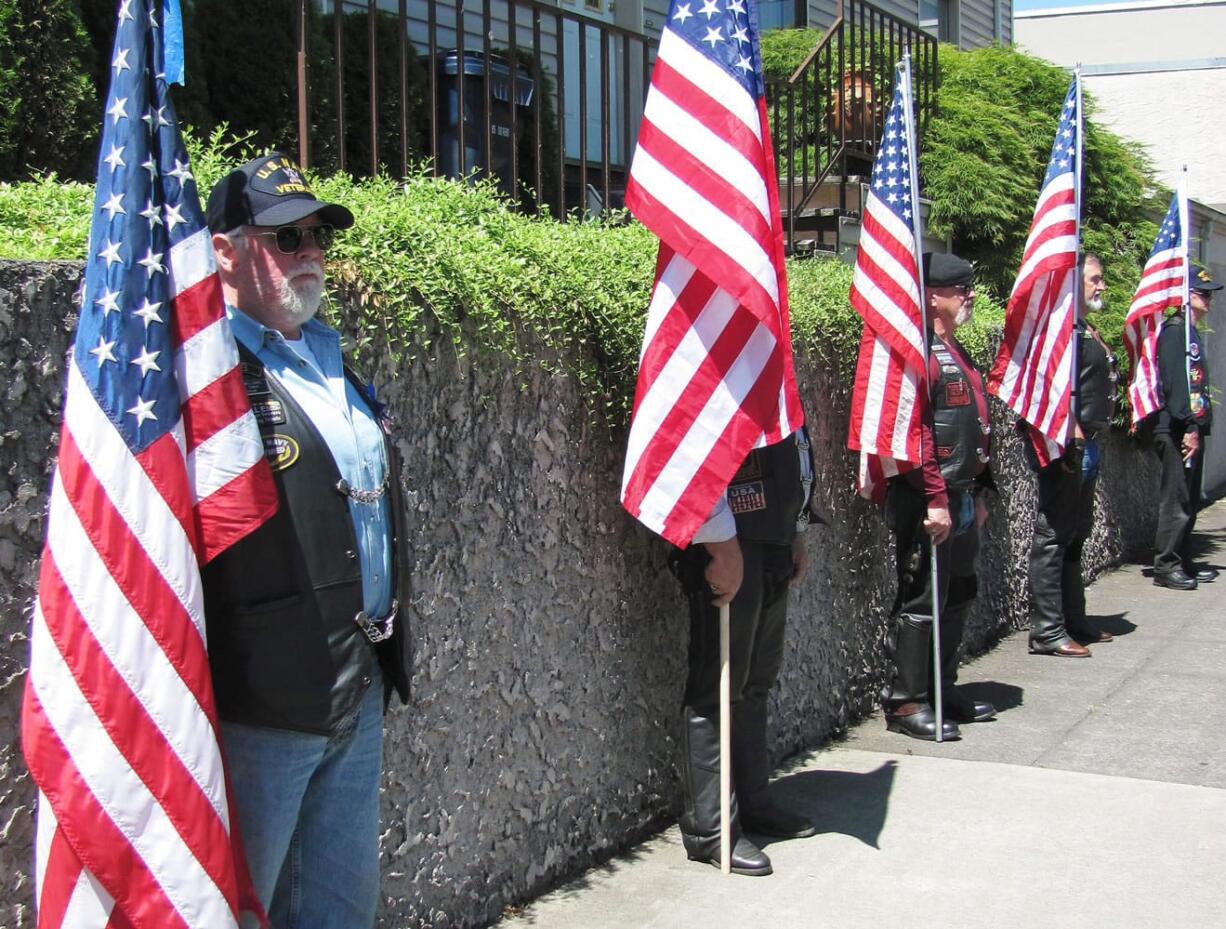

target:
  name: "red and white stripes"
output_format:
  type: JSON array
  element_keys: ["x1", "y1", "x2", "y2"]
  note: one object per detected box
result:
[
  {"x1": 620, "y1": 24, "x2": 801, "y2": 546},
  {"x1": 25, "y1": 230, "x2": 273, "y2": 929}
]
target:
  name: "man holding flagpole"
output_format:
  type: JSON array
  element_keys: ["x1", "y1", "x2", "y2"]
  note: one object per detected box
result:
[
  {"x1": 1026, "y1": 253, "x2": 1118, "y2": 655},
  {"x1": 619, "y1": 0, "x2": 807, "y2": 875},
  {"x1": 848, "y1": 59, "x2": 995, "y2": 742},
  {"x1": 879, "y1": 252, "x2": 997, "y2": 741},
  {"x1": 1151, "y1": 265, "x2": 1220, "y2": 588}
]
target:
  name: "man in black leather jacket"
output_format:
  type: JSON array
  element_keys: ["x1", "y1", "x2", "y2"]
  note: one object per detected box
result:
[
  {"x1": 671, "y1": 427, "x2": 819, "y2": 876},
  {"x1": 203, "y1": 154, "x2": 410, "y2": 928},
  {"x1": 883, "y1": 252, "x2": 996, "y2": 742},
  {"x1": 1151, "y1": 265, "x2": 1220, "y2": 589},
  {"x1": 1027, "y1": 254, "x2": 1119, "y2": 654}
]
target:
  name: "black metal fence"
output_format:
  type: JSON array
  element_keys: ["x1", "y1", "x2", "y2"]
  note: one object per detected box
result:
[
  {"x1": 292, "y1": 0, "x2": 656, "y2": 219},
  {"x1": 289, "y1": 0, "x2": 936, "y2": 239},
  {"x1": 768, "y1": 0, "x2": 938, "y2": 254}
]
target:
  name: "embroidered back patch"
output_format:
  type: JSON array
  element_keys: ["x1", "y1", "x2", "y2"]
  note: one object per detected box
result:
[{"x1": 729, "y1": 481, "x2": 767, "y2": 514}]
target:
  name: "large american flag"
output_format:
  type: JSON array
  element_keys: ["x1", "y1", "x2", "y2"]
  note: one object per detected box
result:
[
  {"x1": 846, "y1": 65, "x2": 926, "y2": 501},
  {"x1": 619, "y1": 0, "x2": 803, "y2": 547},
  {"x1": 1125, "y1": 191, "x2": 1186, "y2": 423},
  {"x1": 988, "y1": 76, "x2": 1081, "y2": 466},
  {"x1": 22, "y1": 3, "x2": 276, "y2": 927}
]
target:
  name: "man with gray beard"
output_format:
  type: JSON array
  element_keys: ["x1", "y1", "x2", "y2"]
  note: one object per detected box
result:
[
  {"x1": 882, "y1": 252, "x2": 996, "y2": 741},
  {"x1": 1026, "y1": 253, "x2": 1118, "y2": 655},
  {"x1": 202, "y1": 154, "x2": 410, "y2": 928}
]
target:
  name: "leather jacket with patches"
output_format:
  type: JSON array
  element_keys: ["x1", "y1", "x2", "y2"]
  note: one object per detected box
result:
[
  {"x1": 930, "y1": 335, "x2": 990, "y2": 492},
  {"x1": 201, "y1": 350, "x2": 410, "y2": 735}
]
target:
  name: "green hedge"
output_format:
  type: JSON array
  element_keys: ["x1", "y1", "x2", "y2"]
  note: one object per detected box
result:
[{"x1": 6, "y1": 130, "x2": 952, "y2": 427}]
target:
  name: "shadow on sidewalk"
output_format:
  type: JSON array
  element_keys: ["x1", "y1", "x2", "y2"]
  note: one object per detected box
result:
[
  {"x1": 1088, "y1": 611, "x2": 1137, "y2": 639},
  {"x1": 765, "y1": 760, "x2": 897, "y2": 849}
]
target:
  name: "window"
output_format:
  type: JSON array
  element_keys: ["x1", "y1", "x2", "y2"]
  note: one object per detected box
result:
[
  {"x1": 757, "y1": 0, "x2": 806, "y2": 32},
  {"x1": 919, "y1": 0, "x2": 960, "y2": 45}
]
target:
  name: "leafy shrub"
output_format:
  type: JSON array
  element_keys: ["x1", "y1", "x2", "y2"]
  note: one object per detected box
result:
[{"x1": 0, "y1": 1, "x2": 99, "y2": 182}]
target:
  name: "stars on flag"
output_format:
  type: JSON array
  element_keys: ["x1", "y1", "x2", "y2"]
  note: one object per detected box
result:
[
  {"x1": 667, "y1": 0, "x2": 762, "y2": 95},
  {"x1": 75, "y1": 1, "x2": 192, "y2": 450},
  {"x1": 868, "y1": 92, "x2": 917, "y2": 222},
  {"x1": 107, "y1": 96, "x2": 128, "y2": 124}
]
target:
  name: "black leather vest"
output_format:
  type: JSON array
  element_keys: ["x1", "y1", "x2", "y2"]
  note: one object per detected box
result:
[
  {"x1": 201, "y1": 350, "x2": 410, "y2": 735},
  {"x1": 1075, "y1": 325, "x2": 1117, "y2": 435},
  {"x1": 930, "y1": 336, "x2": 989, "y2": 492},
  {"x1": 727, "y1": 430, "x2": 807, "y2": 544}
]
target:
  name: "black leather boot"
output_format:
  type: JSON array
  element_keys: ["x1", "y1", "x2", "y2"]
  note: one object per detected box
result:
[
  {"x1": 679, "y1": 707, "x2": 772, "y2": 876},
  {"x1": 939, "y1": 604, "x2": 996, "y2": 723},
  {"x1": 1062, "y1": 559, "x2": 1112, "y2": 642},
  {"x1": 883, "y1": 615, "x2": 960, "y2": 741},
  {"x1": 731, "y1": 699, "x2": 817, "y2": 839}
]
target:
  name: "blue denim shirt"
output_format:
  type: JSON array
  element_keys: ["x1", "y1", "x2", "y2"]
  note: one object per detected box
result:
[{"x1": 227, "y1": 306, "x2": 393, "y2": 619}]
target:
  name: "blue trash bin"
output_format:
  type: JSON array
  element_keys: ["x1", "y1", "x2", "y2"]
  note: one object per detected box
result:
[{"x1": 437, "y1": 50, "x2": 534, "y2": 196}]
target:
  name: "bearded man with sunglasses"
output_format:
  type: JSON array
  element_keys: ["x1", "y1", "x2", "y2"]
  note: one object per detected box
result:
[{"x1": 203, "y1": 153, "x2": 409, "y2": 928}]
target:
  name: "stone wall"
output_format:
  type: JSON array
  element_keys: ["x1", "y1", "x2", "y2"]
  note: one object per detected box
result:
[{"x1": 0, "y1": 260, "x2": 1159, "y2": 928}]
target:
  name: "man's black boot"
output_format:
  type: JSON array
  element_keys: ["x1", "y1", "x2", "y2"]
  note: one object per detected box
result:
[
  {"x1": 1154, "y1": 567, "x2": 1198, "y2": 590},
  {"x1": 883, "y1": 615, "x2": 960, "y2": 741},
  {"x1": 679, "y1": 707, "x2": 772, "y2": 876},
  {"x1": 731, "y1": 699, "x2": 817, "y2": 839},
  {"x1": 940, "y1": 604, "x2": 996, "y2": 723}
]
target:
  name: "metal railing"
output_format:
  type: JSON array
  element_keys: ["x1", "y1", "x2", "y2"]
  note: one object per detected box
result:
[
  {"x1": 292, "y1": 0, "x2": 655, "y2": 218},
  {"x1": 289, "y1": 0, "x2": 936, "y2": 238},
  {"x1": 767, "y1": 0, "x2": 938, "y2": 254}
]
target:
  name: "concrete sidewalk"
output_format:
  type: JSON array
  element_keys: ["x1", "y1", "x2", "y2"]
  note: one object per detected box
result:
[{"x1": 502, "y1": 504, "x2": 1226, "y2": 929}]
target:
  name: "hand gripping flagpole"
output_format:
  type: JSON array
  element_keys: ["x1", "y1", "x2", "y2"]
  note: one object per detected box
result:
[
  {"x1": 900, "y1": 50, "x2": 943, "y2": 742},
  {"x1": 720, "y1": 601, "x2": 731, "y2": 873}
]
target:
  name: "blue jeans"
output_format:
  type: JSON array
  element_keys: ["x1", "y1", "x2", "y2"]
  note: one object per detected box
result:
[{"x1": 222, "y1": 673, "x2": 384, "y2": 929}]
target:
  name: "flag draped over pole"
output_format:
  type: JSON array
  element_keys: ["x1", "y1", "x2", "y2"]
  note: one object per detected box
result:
[
  {"x1": 21, "y1": 2, "x2": 277, "y2": 926},
  {"x1": 619, "y1": 0, "x2": 803, "y2": 547},
  {"x1": 1125, "y1": 188, "x2": 1188, "y2": 424},
  {"x1": 847, "y1": 62, "x2": 926, "y2": 502},
  {"x1": 988, "y1": 75, "x2": 1082, "y2": 467}
]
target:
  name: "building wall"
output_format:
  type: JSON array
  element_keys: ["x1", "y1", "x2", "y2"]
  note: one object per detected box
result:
[
  {"x1": 1016, "y1": 1, "x2": 1226, "y2": 209},
  {"x1": 0, "y1": 259, "x2": 1161, "y2": 929}
]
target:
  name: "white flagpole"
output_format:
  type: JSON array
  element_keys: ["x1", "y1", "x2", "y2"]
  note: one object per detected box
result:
[
  {"x1": 900, "y1": 49, "x2": 943, "y2": 742},
  {"x1": 1070, "y1": 67, "x2": 1084, "y2": 438},
  {"x1": 719, "y1": 601, "x2": 731, "y2": 874},
  {"x1": 1179, "y1": 167, "x2": 1194, "y2": 468}
]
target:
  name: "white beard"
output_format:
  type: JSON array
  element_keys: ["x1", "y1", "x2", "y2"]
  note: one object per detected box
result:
[
  {"x1": 274, "y1": 264, "x2": 324, "y2": 329},
  {"x1": 1086, "y1": 297, "x2": 1103, "y2": 312},
  {"x1": 954, "y1": 302, "x2": 974, "y2": 327}
]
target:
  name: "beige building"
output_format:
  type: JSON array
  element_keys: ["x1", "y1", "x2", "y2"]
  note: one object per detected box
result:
[{"x1": 1016, "y1": 0, "x2": 1226, "y2": 211}]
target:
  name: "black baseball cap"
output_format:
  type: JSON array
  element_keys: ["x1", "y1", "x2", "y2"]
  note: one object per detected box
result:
[
  {"x1": 206, "y1": 153, "x2": 354, "y2": 234},
  {"x1": 1190, "y1": 265, "x2": 1223, "y2": 293},
  {"x1": 922, "y1": 251, "x2": 975, "y2": 287}
]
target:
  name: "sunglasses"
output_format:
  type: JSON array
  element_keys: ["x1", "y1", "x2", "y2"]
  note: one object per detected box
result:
[{"x1": 243, "y1": 224, "x2": 336, "y2": 254}]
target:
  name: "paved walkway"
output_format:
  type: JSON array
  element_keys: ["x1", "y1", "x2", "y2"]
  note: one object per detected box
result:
[{"x1": 503, "y1": 503, "x2": 1226, "y2": 929}]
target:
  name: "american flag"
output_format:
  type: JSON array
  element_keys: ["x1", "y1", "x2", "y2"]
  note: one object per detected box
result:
[
  {"x1": 846, "y1": 64, "x2": 926, "y2": 502},
  {"x1": 1125, "y1": 191, "x2": 1186, "y2": 423},
  {"x1": 988, "y1": 76, "x2": 1081, "y2": 466},
  {"x1": 22, "y1": 3, "x2": 277, "y2": 927},
  {"x1": 620, "y1": 0, "x2": 803, "y2": 546}
]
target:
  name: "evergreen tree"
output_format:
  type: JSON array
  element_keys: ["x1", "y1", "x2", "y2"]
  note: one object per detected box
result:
[{"x1": 0, "y1": 1, "x2": 99, "y2": 181}]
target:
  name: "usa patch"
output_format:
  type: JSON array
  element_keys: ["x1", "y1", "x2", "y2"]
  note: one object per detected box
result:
[{"x1": 728, "y1": 481, "x2": 767, "y2": 514}]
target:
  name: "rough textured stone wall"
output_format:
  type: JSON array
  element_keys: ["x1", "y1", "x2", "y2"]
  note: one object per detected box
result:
[{"x1": 0, "y1": 260, "x2": 1158, "y2": 928}]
